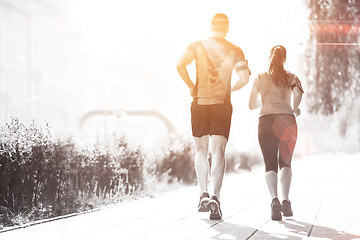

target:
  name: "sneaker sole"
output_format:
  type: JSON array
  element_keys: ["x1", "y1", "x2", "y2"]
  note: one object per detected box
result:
[
  {"x1": 272, "y1": 213, "x2": 282, "y2": 221},
  {"x1": 272, "y1": 205, "x2": 282, "y2": 221},
  {"x1": 281, "y1": 201, "x2": 293, "y2": 217},
  {"x1": 282, "y1": 212, "x2": 293, "y2": 217},
  {"x1": 208, "y1": 200, "x2": 221, "y2": 220},
  {"x1": 198, "y1": 198, "x2": 210, "y2": 212},
  {"x1": 281, "y1": 207, "x2": 293, "y2": 217}
]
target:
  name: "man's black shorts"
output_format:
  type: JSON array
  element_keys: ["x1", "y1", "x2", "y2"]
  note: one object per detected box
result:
[{"x1": 191, "y1": 101, "x2": 233, "y2": 140}]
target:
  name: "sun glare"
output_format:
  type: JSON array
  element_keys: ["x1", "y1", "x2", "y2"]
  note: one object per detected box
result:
[{"x1": 69, "y1": 0, "x2": 308, "y2": 151}]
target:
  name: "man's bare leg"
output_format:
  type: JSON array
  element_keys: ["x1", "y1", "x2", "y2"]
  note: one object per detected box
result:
[
  {"x1": 194, "y1": 135, "x2": 210, "y2": 194},
  {"x1": 209, "y1": 135, "x2": 227, "y2": 198},
  {"x1": 205, "y1": 135, "x2": 227, "y2": 220}
]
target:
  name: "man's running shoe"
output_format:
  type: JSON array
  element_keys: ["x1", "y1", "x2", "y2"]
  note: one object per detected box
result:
[
  {"x1": 271, "y1": 198, "x2": 282, "y2": 221},
  {"x1": 208, "y1": 195, "x2": 222, "y2": 220},
  {"x1": 281, "y1": 200, "x2": 293, "y2": 217},
  {"x1": 198, "y1": 192, "x2": 210, "y2": 212}
]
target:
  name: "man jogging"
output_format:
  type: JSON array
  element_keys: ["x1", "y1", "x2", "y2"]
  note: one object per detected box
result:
[{"x1": 176, "y1": 13, "x2": 250, "y2": 220}]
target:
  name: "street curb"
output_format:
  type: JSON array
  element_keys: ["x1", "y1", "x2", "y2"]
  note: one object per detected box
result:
[{"x1": 0, "y1": 208, "x2": 101, "y2": 234}]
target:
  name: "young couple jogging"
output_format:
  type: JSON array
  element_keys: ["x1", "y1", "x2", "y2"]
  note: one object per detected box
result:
[{"x1": 176, "y1": 13, "x2": 304, "y2": 221}]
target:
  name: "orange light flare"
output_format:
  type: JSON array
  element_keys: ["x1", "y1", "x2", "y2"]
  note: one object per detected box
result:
[
  {"x1": 310, "y1": 23, "x2": 360, "y2": 34},
  {"x1": 310, "y1": 22, "x2": 360, "y2": 50}
]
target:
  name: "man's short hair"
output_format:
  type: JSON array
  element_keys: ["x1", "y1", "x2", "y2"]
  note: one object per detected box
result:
[{"x1": 211, "y1": 13, "x2": 229, "y2": 32}]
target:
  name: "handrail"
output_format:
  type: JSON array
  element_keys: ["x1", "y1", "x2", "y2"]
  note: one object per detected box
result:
[{"x1": 79, "y1": 110, "x2": 176, "y2": 135}]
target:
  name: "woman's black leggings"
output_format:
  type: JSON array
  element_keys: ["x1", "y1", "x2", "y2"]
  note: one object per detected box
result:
[{"x1": 258, "y1": 114, "x2": 297, "y2": 173}]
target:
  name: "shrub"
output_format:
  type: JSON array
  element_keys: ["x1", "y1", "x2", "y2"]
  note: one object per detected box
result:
[
  {"x1": 0, "y1": 118, "x2": 54, "y2": 214},
  {"x1": 0, "y1": 118, "x2": 261, "y2": 228},
  {"x1": 0, "y1": 118, "x2": 146, "y2": 225},
  {"x1": 152, "y1": 135, "x2": 196, "y2": 184},
  {"x1": 225, "y1": 151, "x2": 262, "y2": 172}
]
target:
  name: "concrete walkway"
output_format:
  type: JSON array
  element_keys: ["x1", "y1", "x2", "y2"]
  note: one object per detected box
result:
[{"x1": 1, "y1": 153, "x2": 360, "y2": 240}]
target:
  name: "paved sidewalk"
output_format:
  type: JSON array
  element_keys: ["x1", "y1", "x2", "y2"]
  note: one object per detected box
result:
[{"x1": 1, "y1": 153, "x2": 360, "y2": 240}]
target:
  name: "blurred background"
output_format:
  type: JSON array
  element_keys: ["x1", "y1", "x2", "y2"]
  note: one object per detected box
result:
[{"x1": 0, "y1": 0, "x2": 359, "y2": 153}]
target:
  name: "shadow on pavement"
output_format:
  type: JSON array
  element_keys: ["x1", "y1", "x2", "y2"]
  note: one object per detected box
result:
[
  {"x1": 280, "y1": 219, "x2": 360, "y2": 240},
  {"x1": 199, "y1": 219, "x2": 279, "y2": 240},
  {"x1": 198, "y1": 218, "x2": 360, "y2": 240}
]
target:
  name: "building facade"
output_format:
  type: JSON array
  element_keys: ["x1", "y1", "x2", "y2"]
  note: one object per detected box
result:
[{"x1": 0, "y1": 0, "x2": 72, "y2": 129}]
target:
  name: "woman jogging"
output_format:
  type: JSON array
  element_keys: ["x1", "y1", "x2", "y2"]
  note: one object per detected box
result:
[{"x1": 249, "y1": 45, "x2": 303, "y2": 221}]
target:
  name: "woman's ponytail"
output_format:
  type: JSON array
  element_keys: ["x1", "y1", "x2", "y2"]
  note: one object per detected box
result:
[{"x1": 268, "y1": 45, "x2": 290, "y2": 88}]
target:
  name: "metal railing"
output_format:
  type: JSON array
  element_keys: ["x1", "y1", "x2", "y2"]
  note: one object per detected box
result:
[{"x1": 79, "y1": 110, "x2": 176, "y2": 138}]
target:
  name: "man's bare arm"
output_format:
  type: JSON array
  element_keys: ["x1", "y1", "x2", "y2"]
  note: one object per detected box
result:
[
  {"x1": 177, "y1": 51, "x2": 195, "y2": 96},
  {"x1": 232, "y1": 60, "x2": 250, "y2": 92}
]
